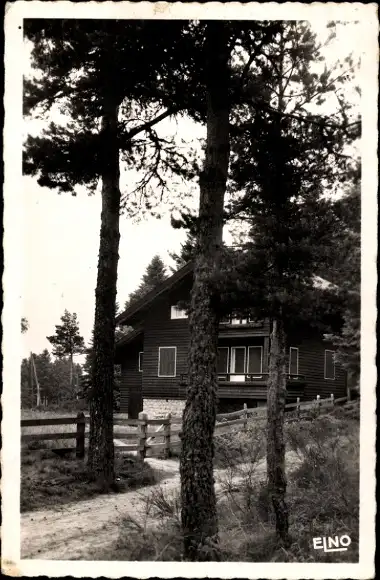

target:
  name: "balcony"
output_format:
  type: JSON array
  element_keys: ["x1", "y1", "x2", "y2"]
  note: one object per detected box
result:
[
  {"x1": 179, "y1": 372, "x2": 306, "y2": 400},
  {"x1": 218, "y1": 317, "x2": 268, "y2": 337}
]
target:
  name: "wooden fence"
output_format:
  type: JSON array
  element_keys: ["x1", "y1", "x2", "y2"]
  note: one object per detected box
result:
[{"x1": 21, "y1": 394, "x2": 349, "y2": 460}]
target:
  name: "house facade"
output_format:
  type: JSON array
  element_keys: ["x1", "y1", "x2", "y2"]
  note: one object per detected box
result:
[{"x1": 115, "y1": 262, "x2": 347, "y2": 418}]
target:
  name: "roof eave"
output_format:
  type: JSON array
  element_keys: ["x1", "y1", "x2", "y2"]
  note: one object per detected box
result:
[{"x1": 116, "y1": 261, "x2": 194, "y2": 326}]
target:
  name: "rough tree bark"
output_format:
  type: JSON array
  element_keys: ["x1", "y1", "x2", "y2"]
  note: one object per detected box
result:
[
  {"x1": 266, "y1": 317, "x2": 290, "y2": 543},
  {"x1": 266, "y1": 31, "x2": 290, "y2": 542},
  {"x1": 180, "y1": 21, "x2": 230, "y2": 561},
  {"x1": 88, "y1": 98, "x2": 120, "y2": 488}
]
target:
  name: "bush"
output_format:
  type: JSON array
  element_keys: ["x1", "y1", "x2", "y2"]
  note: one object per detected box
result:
[
  {"x1": 84, "y1": 408, "x2": 359, "y2": 562},
  {"x1": 21, "y1": 450, "x2": 158, "y2": 512},
  {"x1": 214, "y1": 420, "x2": 266, "y2": 468},
  {"x1": 80, "y1": 405, "x2": 359, "y2": 562}
]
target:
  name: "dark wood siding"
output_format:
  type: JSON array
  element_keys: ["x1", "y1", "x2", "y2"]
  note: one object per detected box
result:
[
  {"x1": 219, "y1": 317, "x2": 270, "y2": 338},
  {"x1": 118, "y1": 339, "x2": 143, "y2": 417},
  {"x1": 142, "y1": 281, "x2": 190, "y2": 399},
  {"x1": 117, "y1": 279, "x2": 346, "y2": 405},
  {"x1": 218, "y1": 336, "x2": 267, "y2": 348},
  {"x1": 287, "y1": 333, "x2": 347, "y2": 400}
]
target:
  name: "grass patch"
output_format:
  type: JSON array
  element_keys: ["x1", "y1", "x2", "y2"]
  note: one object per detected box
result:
[
  {"x1": 97, "y1": 401, "x2": 359, "y2": 562},
  {"x1": 21, "y1": 449, "x2": 157, "y2": 513}
]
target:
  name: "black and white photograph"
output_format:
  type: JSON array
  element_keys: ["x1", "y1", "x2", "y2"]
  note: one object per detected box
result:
[{"x1": 2, "y1": 2, "x2": 377, "y2": 578}]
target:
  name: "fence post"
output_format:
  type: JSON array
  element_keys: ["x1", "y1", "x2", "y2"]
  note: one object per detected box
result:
[
  {"x1": 163, "y1": 413, "x2": 171, "y2": 459},
  {"x1": 76, "y1": 412, "x2": 85, "y2": 458},
  {"x1": 138, "y1": 412, "x2": 148, "y2": 461},
  {"x1": 243, "y1": 403, "x2": 248, "y2": 430},
  {"x1": 316, "y1": 394, "x2": 321, "y2": 416},
  {"x1": 331, "y1": 393, "x2": 334, "y2": 408},
  {"x1": 296, "y1": 397, "x2": 300, "y2": 420}
]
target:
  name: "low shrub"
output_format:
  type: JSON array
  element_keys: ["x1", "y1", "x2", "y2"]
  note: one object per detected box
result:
[
  {"x1": 102, "y1": 409, "x2": 359, "y2": 562},
  {"x1": 214, "y1": 420, "x2": 266, "y2": 468},
  {"x1": 21, "y1": 450, "x2": 157, "y2": 512}
]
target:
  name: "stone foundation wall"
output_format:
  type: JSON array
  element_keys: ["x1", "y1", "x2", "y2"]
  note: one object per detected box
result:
[
  {"x1": 143, "y1": 398, "x2": 266, "y2": 418},
  {"x1": 143, "y1": 398, "x2": 185, "y2": 419}
]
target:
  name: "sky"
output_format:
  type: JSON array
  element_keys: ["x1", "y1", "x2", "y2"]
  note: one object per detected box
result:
[{"x1": 20, "y1": 19, "x2": 364, "y2": 362}]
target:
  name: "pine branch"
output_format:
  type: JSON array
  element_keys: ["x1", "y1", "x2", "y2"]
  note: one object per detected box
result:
[
  {"x1": 232, "y1": 96, "x2": 360, "y2": 133},
  {"x1": 292, "y1": 66, "x2": 356, "y2": 113},
  {"x1": 120, "y1": 107, "x2": 178, "y2": 144}
]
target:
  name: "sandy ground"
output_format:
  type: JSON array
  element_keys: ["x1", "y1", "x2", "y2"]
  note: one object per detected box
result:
[{"x1": 21, "y1": 452, "x2": 300, "y2": 560}]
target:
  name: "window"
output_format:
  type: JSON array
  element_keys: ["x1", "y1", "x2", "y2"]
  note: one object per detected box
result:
[
  {"x1": 158, "y1": 346, "x2": 177, "y2": 377},
  {"x1": 231, "y1": 316, "x2": 248, "y2": 325},
  {"x1": 170, "y1": 306, "x2": 188, "y2": 319},
  {"x1": 289, "y1": 347, "x2": 299, "y2": 375},
  {"x1": 324, "y1": 350, "x2": 335, "y2": 380},
  {"x1": 230, "y1": 347, "x2": 246, "y2": 374},
  {"x1": 138, "y1": 352, "x2": 143, "y2": 372},
  {"x1": 247, "y1": 346, "x2": 263, "y2": 375},
  {"x1": 217, "y1": 347, "x2": 229, "y2": 374}
]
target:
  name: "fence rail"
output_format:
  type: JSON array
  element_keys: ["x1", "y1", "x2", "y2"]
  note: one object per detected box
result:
[{"x1": 21, "y1": 394, "x2": 349, "y2": 459}]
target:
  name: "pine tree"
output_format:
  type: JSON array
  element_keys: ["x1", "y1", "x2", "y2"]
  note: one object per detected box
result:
[
  {"x1": 24, "y1": 19, "x2": 201, "y2": 487},
  {"x1": 47, "y1": 310, "x2": 85, "y2": 392},
  {"x1": 21, "y1": 349, "x2": 83, "y2": 407},
  {"x1": 82, "y1": 326, "x2": 124, "y2": 409},
  {"x1": 169, "y1": 230, "x2": 197, "y2": 272},
  {"x1": 33, "y1": 349, "x2": 53, "y2": 405},
  {"x1": 222, "y1": 21, "x2": 360, "y2": 542},
  {"x1": 125, "y1": 255, "x2": 168, "y2": 307},
  {"x1": 20, "y1": 357, "x2": 32, "y2": 407},
  {"x1": 324, "y1": 184, "x2": 360, "y2": 391},
  {"x1": 50, "y1": 357, "x2": 83, "y2": 403},
  {"x1": 179, "y1": 21, "x2": 231, "y2": 561}
]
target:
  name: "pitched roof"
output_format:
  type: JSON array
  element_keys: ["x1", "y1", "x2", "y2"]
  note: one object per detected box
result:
[
  {"x1": 116, "y1": 327, "x2": 143, "y2": 348},
  {"x1": 116, "y1": 259, "x2": 336, "y2": 327},
  {"x1": 116, "y1": 260, "x2": 193, "y2": 326}
]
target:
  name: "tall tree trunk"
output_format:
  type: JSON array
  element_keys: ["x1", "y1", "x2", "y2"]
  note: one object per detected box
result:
[
  {"x1": 88, "y1": 98, "x2": 120, "y2": 488},
  {"x1": 267, "y1": 317, "x2": 290, "y2": 543},
  {"x1": 180, "y1": 21, "x2": 230, "y2": 561},
  {"x1": 69, "y1": 352, "x2": 74, "y2": 393},
  {"x1": 266, "y1": 35, "x2": 290, "y2": 542},
  {"x1": 29, "y1": 353, "x2": 34, "y2": 407},
  {"x1": 31, "y1": 353, "x2": 41, "y2": 407}
]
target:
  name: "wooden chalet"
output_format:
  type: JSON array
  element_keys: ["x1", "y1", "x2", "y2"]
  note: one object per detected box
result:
[{"x1": 115, "y1": 262, "x2": 346, "y2": 418}]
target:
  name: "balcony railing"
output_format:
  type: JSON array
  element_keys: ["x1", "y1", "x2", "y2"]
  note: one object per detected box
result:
[
  {"x1": 219, "y1": 317, "x2": 264, "y2": 327},
  {"x1": 179, "y1": 373, "x2": 306, "y2": 384}
]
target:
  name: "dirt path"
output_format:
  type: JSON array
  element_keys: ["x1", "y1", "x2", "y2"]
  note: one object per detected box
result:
[{"x1": 21, "y1": 453, "x2": 300, "y2": 560}]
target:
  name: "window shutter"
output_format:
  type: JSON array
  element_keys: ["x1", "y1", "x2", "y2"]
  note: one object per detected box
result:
[
  {"x1": 217, "y1": 348, "x2": 229, "y2": 373},
  {"x1": 159, "y1": 347, "x2": 176, "y2": 376},
  {"x1": 248, "y1": 347, "x2": 262, "y2": 374},
  {"x1": 324, "y1": 350, "x2": 335, "y2": 379}
]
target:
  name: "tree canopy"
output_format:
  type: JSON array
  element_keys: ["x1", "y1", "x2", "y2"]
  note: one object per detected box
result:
[
  {"x1": 23, "y1": 17, "x2": 361, "y2": 549},
  {"x1": 21, "y1": 349, "x2": 83, "y2": 408},
  {"x1": 46, "y1": 309, "x2": 85, "y2": 359},
  {"x1": 124, "y1": 254, "x2": 168, "y2": 308}
]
